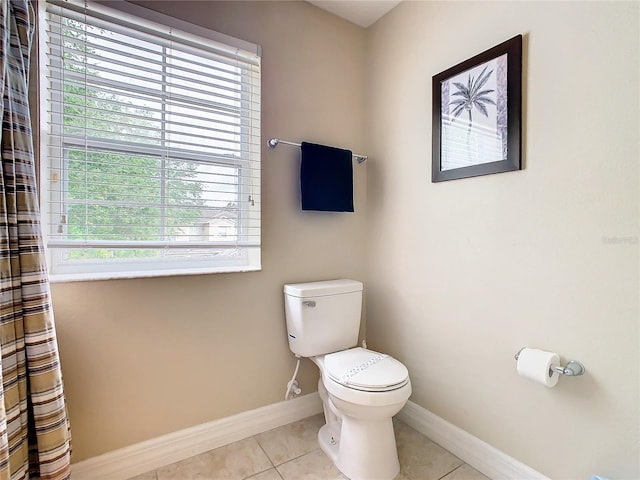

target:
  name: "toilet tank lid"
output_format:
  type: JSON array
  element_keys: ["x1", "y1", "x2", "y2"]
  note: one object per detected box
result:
[{"x1": 284, "y1": 279, "x2": 363, "y2": 298}]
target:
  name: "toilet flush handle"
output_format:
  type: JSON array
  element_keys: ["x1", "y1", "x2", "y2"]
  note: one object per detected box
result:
[{"x1": 302, "y1": 300, "x2": 316, "y2": 307}]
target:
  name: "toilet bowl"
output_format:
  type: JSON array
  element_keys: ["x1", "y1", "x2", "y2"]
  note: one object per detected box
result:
[
  {"x1": 312, "y1": 348, "x2": 411, "y2": 480},
  {"x1": 283, "y1": 280, "x2": 411, "y2": 480}
]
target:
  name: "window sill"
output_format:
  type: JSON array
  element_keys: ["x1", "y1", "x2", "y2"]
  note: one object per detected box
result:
[{"x1": 49, "y1": 265, "x2": 261, "y2": 283}]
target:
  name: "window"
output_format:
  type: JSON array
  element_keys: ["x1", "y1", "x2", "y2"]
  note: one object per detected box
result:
[{"x1": 41, "y1": 0, "x2": 261, "y2": 281}]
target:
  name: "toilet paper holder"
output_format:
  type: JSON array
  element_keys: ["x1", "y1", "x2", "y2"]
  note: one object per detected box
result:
[{"x1": 515, "y1": 348, "x2": 585, "y2": 376}]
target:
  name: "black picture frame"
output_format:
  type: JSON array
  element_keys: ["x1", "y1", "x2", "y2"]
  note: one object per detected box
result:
[{"x1": 432, "y1": 35, "x2": 522, "y2": 182}]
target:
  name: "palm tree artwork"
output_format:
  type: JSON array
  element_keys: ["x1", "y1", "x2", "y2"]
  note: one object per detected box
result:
[
  {"x1": 449, "y1": 65, "x2": 496, "y2": 131},
  {"x1": 434, "y1": 36, "x2": 521, "y2": 179}
]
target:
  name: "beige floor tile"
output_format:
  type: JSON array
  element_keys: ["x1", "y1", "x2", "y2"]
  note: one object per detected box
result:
[
  {"x1": 127, "y1": 472, "x2": 157, "y2": 480},
  {"x1": 394, "y1": 421, "x2": 464, "y2": 480},
  {"x1": 441, "y1": 464, "x2": 490, "y2": 480},
  {"x1": 156, "y1": 437, "x2": 272, "y2": 480},
  {"x1": 142, "y1": 415, "x2": 485, "y2": 480},
  {"x1": 245, "y1": 468, "x2": 284, "y2": 480},
  {"x1": 277, "y1": 450, "x2": 348, "y2": 480},
  {"x1": 255, "y1": 413, "x2": 325, "y2": 465}
]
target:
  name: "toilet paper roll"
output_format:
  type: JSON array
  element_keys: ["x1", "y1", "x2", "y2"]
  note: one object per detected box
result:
[{"x1": 516, "y1": 348, "x2": 560, "y2": 387}]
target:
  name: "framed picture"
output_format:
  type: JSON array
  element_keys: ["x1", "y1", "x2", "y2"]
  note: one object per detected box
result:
[{"x1": 432, "y1": 35, "x2": 522, "y2": 182}]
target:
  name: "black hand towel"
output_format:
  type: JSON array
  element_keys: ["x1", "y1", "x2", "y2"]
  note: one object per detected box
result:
[{"x1": 300, "y1": 142, "x2": 354, "y2": 212}]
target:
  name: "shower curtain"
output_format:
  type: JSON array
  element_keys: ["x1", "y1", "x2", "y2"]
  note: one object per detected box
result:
[{"x1": 0, "y1": 0, "x2": 71, "y2": 478}]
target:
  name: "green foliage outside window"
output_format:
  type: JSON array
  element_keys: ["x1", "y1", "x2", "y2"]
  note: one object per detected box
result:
[{"x1": 61, "y1": 19, "x2": 207, "y2": 260}]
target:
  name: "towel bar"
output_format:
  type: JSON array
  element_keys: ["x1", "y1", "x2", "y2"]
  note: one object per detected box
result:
[{"x1": 267, "y1": 138, "x2": 368, "y2": 163}]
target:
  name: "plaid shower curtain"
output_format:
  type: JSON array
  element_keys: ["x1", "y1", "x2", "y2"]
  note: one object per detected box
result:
[{"x1": 0, "y1": 0, "x2": 71, "y2": 478}]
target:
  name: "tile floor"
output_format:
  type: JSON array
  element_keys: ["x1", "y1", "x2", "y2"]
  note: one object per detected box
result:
[{"x1": 128, "y1": 414, "x2": 489, "y2": 480}]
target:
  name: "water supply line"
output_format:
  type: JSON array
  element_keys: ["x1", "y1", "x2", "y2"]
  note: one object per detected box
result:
[{"x1": 285, "y1": 355, "x2": 302, "y2": 400}]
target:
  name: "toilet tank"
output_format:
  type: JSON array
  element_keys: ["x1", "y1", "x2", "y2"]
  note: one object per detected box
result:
[{"x1": 284, "y1": 279, "x2": 363, "y2": 357}]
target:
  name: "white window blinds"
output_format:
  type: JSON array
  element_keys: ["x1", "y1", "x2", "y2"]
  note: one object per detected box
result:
[{"x1": 42, "y1": 0, "x2": 261, "y2": 280}]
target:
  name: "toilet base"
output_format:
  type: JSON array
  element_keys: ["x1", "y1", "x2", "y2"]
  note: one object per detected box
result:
[
  {"x1": 318, "y1": 415, "x2": 401, "y2": 480},
  {"x1": 335, "y1": 415, "x2": 400, "y2": 480},
  {"x1": 318, "y1": 424, "x2": 339, "y2": 464}
]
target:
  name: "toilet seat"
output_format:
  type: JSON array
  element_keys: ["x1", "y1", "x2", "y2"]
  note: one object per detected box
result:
[{"x1": 324, "y1": 347, "x2": 409, "y2": 392}]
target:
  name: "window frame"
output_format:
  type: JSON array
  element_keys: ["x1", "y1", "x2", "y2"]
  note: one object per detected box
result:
[{"x1": 39, "y1": 0, "x2": 262, "y2": 282}]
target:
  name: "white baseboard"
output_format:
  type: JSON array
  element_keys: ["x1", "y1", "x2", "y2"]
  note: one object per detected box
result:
[
  {"x1": 72, "y1": 394, "x2": 547, "y2": 480},
  {"x1": 397, "y1": 401, "x2": 550, "y2": 480},
  {"x1": 71, "y1": 392, "x2": 323, "y2": 480}
]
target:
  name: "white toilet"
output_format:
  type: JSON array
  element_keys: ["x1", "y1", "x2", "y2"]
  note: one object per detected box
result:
[{"x1": 284, "y1": 279, "x2": 411, "y2": 480}]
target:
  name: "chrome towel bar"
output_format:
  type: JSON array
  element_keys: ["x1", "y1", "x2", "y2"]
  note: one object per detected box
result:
[{"x1": 267, "y1": 138, "x2": 368, "y2": 163}]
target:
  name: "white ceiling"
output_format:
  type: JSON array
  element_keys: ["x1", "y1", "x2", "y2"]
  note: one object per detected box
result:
[{"x1": 307, "y1": 0, "x2": 401, "y2": 28}]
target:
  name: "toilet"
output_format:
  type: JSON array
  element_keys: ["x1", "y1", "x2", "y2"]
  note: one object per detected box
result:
[{"x1": 284, "y1": 279, "x2": 411, "y2": 480}]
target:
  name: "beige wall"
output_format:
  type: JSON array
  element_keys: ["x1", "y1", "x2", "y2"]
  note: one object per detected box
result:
[
  {"x1": 53, "y1": 1, "x2": 367, "y2": 461},
  {"x1": 365, "y1": 1, "x2": 639, "y2": 479},
  {"x1": 50, "y1": 0, "x2": 640, "y2": 476}
]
